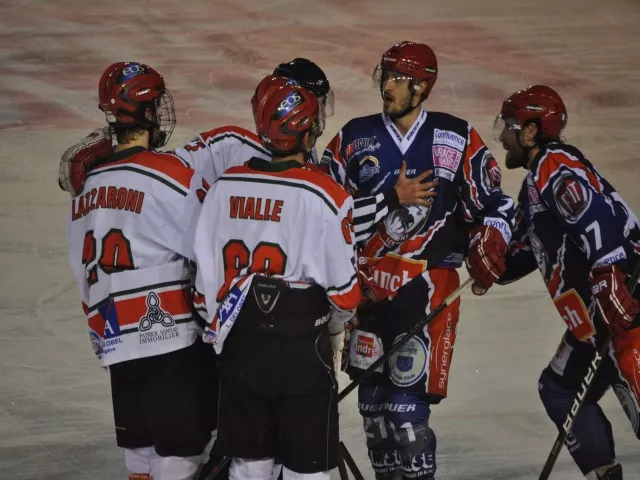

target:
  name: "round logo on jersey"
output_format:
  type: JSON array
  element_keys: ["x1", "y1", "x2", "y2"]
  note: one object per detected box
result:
[
  {"x1": 359, "y1": 156, "x2": 380, "y2": 183},
  {"x1": 389, "y1": 334, "x2": 428, "y2": 387},
  {"x1": 89, "y1": 330, "x2": 103, "y2": 359},
  {"x1": 381, "y1": 204, "x2": 431, "y2": 244},
  {"x1": 551, "y1": 170, "x2": 592, "y2": 224}
]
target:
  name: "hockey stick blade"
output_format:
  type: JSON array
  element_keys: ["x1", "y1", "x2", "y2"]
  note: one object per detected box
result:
[
  {"x1": 338, "y1": 276, "x2": 474, "y2": 403},
  {"x1": 537, "y1": 261, "x2": 640, "y2": 480}
]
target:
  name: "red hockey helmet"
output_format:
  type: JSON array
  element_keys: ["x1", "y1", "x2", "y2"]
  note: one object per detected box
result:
[
  {"x1": 373, "y1": 41, "x2": 438, "y2": 100},
  {"x1": 98, "y1": 62, "x2": 175, "y2": 148},
  {"x1": 250, "y1": 75, "x2": 295, "y2": 120},
  {"x1": 496, "y1": 85, "x2": 567, "y2": 140},
  {"x1": 255, "y1": 84, "x2": 321, "y2": 155}
]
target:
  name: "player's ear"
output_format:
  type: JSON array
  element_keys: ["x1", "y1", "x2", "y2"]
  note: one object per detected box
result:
[
  {"x1": 412, "y1": 80, "x2": 428, "y2": 107},
  {"x1": 523, "y1": 121, "x2": 539, "y2": 143}
]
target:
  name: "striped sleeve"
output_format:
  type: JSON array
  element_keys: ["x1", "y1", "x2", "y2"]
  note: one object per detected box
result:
[
  {"x1": 318, "y1": 196, "x2": 362, "y2": 314},
  {"x1": 533, "y1": 148, "x2": 631, "y2": 269},
  {"x1": 459, "y1": 126, "x2": 515, "y2": 244},
  {"x1": 174, "y1": 126, "x2": 271, "y2": 184},
  {"x1": 353, "y1": 191, "x2": 400, "y2": 243},
  {"x1": 322, "y1": 129, "x2": 400, "y2": 244}
]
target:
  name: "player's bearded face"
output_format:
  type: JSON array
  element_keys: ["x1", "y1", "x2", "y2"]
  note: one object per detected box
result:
[
  {"x1": 495, "y1": 116, "x2": 527, "y2": 169},
  {"x1": 381, "y1": 72, "x2": 413, "y2": 117}
]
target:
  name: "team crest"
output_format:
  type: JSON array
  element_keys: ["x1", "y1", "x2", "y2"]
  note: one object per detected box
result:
[
  {"x1": 139, "y1": 292, "x2": 175, "y2": 331},
  {"x1": 359, "y1": 156, "x2": 381, "y2": 183}
]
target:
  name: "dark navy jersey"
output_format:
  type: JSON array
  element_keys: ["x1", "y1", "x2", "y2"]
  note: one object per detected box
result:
[
  {"x1": 500, "y1": 142, "x2": 640, "y2": 342},
  {"x1": 322, "y1": 109, "x2": 515, "y2": 298}
]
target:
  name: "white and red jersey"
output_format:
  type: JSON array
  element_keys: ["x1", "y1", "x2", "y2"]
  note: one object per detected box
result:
[
  {"x1": 67, "y1": 146, "x2": 208, "y2": 366},
  {"x1": 174, "y1": 126, "x2": 271, "y2": 184},
  {"x1": 193, "y1": 158, "x2": 361, "y2": 351},
  {"x1": 174, "y1": 125, "x2": 320, "y2": 184}
]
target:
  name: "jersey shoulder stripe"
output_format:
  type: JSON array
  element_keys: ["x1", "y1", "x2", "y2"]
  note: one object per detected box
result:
[
  {"x1": 199, "y1": 125, "x2": 270, "y2": 156},
  {"x1": 88, "y1": 151, "x2": 194, "y2": 196},
  {"x1": 533, "y1": 144, "x2": 601, "y2": 194}
]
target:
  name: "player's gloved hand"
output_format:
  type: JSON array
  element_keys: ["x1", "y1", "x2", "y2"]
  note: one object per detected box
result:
[
  {"x1": 590, "y1": 264, "x2": 640, "y2": 339},
  {"x1": 59, "y1": 127, "x2": 112, "y2": 196},
  {"x1": 329, "y1": 318, "x2": 346, "y2": 375},
  {"x1": 466, "y1": 225, "x2": 507, "y2": 295},
  {"x1": 394, "y1": 160, "x2": 438, "y2": 207},
  {"x1": 341, "y1": 316, "x2": 359, "y2": 372}
]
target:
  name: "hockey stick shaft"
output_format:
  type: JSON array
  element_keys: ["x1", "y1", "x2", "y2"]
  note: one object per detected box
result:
[
  {"x1": 338, "y1": 276, "x2": 474, "y2": 403},
  {"x1": 538, "y1": 262, "x2": 640, "y2": 480},
  {"x1": 340, "y1": 441, "x2": 366, "y2": 480}
]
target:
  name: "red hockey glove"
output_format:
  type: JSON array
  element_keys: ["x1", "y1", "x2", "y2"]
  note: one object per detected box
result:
[
  {"x1": 59, "y1": 127, "x2": 112, "y2": 196},
  {"x1": 590, "y1": 264, "x2": 640, "y2": 339},
  {"x1": 466, "y1": 225, "x2": 508, "y2": 295}
]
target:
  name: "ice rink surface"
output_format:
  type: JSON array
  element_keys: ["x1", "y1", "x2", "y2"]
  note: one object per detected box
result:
[{"x1": 1, "y1": 0, "x2": 640, "y2": 478}]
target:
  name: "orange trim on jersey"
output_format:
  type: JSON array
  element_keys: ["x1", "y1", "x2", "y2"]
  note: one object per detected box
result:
[
  {"x1": 327, "y1": 134, "x2": 347, "y2": 168},
  {"x1": 87, "y1": 287, "x2": 191, "y2": 337},
  {"x1": 199, "y1": 125, "x2": 263, "y2": 146},
  {"x1": 193, "y1": 291, "x2": 206, "y2": 306},
  {"x1": 535, "y1": 151, "x2": 602, "y2": 194},
  {"x1": 424, "y1": 268, "x2": 460, "y2": 398},
  {"x1": 93, "y1": 151, "x2": 194, "y2": 190},
  {"x1": 463, "y1": 128, "x2": 484, "y2": 210},
  {"x1": 224, "y1": 164, "x2": 350, "y2": 211},
  {"x1": 328, "y1": 282, "x2": 362, "y2": 311},
  {"x1": 114, "y1": 288, "x2": 191, "y2": 327},
  {"x1": 548, "y1": 239, "x2": 567, "y2": 298}
]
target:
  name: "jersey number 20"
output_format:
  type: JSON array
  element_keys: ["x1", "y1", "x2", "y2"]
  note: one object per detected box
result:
[{"x1": 82, "y1": 229, "x2": 134, "y2": 286}]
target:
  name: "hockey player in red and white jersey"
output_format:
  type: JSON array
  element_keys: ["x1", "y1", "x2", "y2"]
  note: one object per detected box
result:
[
  {"x1": 193, "y1": 83, "x2": 361, "y2": 480},
  {"x1": 65, "y1": 62, "x2": 215, "y2": 480}
]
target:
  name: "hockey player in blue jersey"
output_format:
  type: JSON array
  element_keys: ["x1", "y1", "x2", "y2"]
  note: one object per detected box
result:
[
  {"x1": 494, "y1": 85, "x2": 640, "y2": 480},
  {"x1": 322, "y1": 41, "x2": 516, "y2": 479}
]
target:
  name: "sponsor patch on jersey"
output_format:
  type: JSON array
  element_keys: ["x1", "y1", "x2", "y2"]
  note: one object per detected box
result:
[
  {"x1": 138, "y1": 292, "x2": 175, "y2": 332},
  {"x1": 593, "y1": 246, "x2": 627, "y2": 268},
  {"x1": 389, "y1": 334, "x2": 428, "y2": 387},
  {"x1": 432, "y1": 145, "x2": 462, "y2": 176},
  {"x1": 553, "y1": 289, "x2": 595, "y2": 342},
  {"x1": 358, "y1": 155, "x2": 381, "y2": 183},
  {"x1": 434, "y1": 167, "x2": 455, "y2": 182},
  {"x1": 552, "y1": 172, "x2": 592, "y2": 223},
  {"x1": 89, "y1": 330, "x2": 103, "y2": 359},
  {"x1": 345, "y1": 136, "x2": 381, "y2": 160},
  {"x1": 481, "y1": 152, "x2": 502, "y2": 191},
  {"x1": 433, "y1": 128, "x2": 466, "y2": 151},
  {"x1": 349, "y1": 330, "x2": 384, "y2": 373}
]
